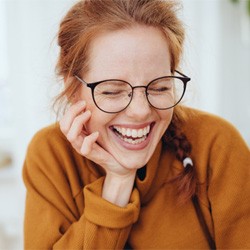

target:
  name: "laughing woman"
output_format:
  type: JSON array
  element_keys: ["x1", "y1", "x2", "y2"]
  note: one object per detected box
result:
[{"x1": 23, "y1": 0, "x2": 250, "y2": 249}]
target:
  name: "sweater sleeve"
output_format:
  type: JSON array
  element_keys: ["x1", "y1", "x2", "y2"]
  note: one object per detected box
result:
[
  {"x1": 207, "y1": 120, "x2": 250, "y2": 248},
  {"x1": 23, "y1": 129, "x2": 140, "y2": 249}
]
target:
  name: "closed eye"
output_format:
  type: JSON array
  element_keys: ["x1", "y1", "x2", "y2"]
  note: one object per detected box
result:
[
  {"x1": 102, "y1": 90, "x2": 124, "y2": 95},
  {"x1": 148, "y1": 87, "x2": 171, "y2": 92}
]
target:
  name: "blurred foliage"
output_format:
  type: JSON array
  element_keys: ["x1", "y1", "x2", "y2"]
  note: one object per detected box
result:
[{"x1": 230, "y1": 0, "x2": 250, "y2": 16}]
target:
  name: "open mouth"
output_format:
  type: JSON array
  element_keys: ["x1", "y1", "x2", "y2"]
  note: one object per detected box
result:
[{"x1": 110, "y1": 123, "x2": 155, "y2": 145}]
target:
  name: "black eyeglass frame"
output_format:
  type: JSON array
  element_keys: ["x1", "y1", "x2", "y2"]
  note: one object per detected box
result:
[{"x1": 74, "y1": 70, "x2": 191, "y2": 114}]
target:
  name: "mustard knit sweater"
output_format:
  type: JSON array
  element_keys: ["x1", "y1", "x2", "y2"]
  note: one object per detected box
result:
[{"x1": 23, "y1": 107, "x2": 250, "y2": 249}]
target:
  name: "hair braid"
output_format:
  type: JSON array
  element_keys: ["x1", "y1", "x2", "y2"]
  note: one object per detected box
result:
[{"x1": 163, "y1": 114, "x2": 198, "y2": 204}]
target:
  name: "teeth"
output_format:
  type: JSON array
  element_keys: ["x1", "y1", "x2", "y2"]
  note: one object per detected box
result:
[
  {"x1": 138, "y1": 129, "x2": 143, "y2": 137},
  {"x1": 126, "y1": 129, "x2": 132, "y2": 137},
  {"x1": 122, "y1": 128, "x2": 126, "y2": 136},
  {"x1": 117, "y1": 133, "x2": 147, "y2": 145},
  {"x1": 113, "y1": 125, "x2": 150, "y2": 139}
]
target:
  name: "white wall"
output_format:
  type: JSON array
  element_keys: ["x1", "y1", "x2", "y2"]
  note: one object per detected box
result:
[
  {"x1": 0, "y1": 0, "x2": 249, "y2": 248},
  {"x1": 181, "y1": 0, "x2": 250, "y2": 143},
  {"x1": 218, "y1": 0, "x2": 250, "y2": 143},
  {"x1": 0, "y1": 1, "x2": 75, "y2": 248}
]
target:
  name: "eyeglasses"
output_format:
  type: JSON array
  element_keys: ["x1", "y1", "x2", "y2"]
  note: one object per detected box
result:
[{"x1": 74, "y1": 70, "x2": 190, "y2": 114}]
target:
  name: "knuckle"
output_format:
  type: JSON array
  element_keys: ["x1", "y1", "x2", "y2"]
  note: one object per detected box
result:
[
  {"x1": 73, "y1": 115, "x2": 83, "y2": 125},
  {"x1": 59, "y1": 122, "x2": 68, "y2": 134},
  {"x1": 66, "y1": 133, "x2": 76, "y2": 143},
  {"x1": 68, "y1": 103, "x2": 77, "y2": 113}
]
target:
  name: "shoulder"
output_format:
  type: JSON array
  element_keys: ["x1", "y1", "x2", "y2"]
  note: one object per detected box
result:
[
  {"x1": 27, "y1": 122, "x2": 69, "y2": 153},
  {"x1": 176, "y1": 106, "x2": 250, "y2": 184},
  {"x1": 177, "y1": 105, "x2": 235, "y2": 131},
  {"x1": 176, "y1": 106, "x2": 247, "y2": 147},
  {"x1": 28, "y1": 122, "x2": 65, "y2": 146},
  {"x1": 175, "y1": 106, "x2": 250, "y2": 177},
  {"x1": 23, "y1": 123, "x2": 85, "y2": 196},
  {"x1": 24, "y1": 123, "x2": 100, "y2": 183},
  {"x1": 25, "y1": 122, "x2": 74, "y2": 168}
]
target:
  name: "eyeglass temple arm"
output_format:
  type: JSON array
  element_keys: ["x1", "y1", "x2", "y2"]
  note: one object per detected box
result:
[
  {"x1": 74, "y1": 75, "x2": 88, "y2": 85},
  {"x1": 75, "y1": 72, "x2": 190, "y2": 84},
  {"x1": 174, "y1": 70, "x2": 189, "y2": 78}
]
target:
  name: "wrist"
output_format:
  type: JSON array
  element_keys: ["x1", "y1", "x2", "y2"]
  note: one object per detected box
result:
[{"x1": 102, "y1": 170, "x2": 136, "y2": 207}]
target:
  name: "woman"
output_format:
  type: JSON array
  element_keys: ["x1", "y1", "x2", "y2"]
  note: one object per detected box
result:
[{"x1": 23, "y1": 0, "x2": 250, "y2": 249}]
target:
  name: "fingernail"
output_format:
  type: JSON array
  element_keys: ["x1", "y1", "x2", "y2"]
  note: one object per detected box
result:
[
  {"x1": 85, "y1": 110, "x2": 91, "y2": 115},
  {"x1": 93, "y1": 131, "x2": 99, "y2": 137}
]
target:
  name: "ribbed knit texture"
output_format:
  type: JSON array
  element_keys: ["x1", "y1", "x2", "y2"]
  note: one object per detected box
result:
[{"x1": 23, "y1": 106, "x2": 250, "y2": 249}]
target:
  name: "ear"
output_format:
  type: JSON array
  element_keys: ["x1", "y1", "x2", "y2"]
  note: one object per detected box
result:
[{"x1": 64, "y1": 76, "x2": 81, "y2": 104}]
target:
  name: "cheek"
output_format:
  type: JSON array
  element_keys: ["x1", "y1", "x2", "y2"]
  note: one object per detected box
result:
[
  {"x1": 156, "y1": 110, "x2": 173, "y2": 137},
  {"x1": 79, "y1": 88, "x2": 92, "y2": 105},
  {"x1": 85, "y1": 106, "x2": 102, "y2": 134},
  {"x1": 85, "y1": 103, "x2": 114, "y2": 135},
  {"x1": 78, "y1": 88, "x2": 98, "y2": 133},
  {"x1": 79, "y1": 86, "x2": 97, "y2": 115},
  {"x1": 79, "y1": 88, "x2": 116, "y2": 135},
  {"x1": 159, "y1": 109, "x2": 173, "y2": 126}
]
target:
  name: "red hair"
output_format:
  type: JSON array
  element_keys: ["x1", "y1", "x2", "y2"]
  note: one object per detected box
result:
[{"x1": 55, "y1": 0, "x2": 185, "y2": 107}]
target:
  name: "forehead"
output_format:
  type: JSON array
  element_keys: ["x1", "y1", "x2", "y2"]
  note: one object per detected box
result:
[{"x1": 85, "y1": 25, "x2": 171, "y2": 81}]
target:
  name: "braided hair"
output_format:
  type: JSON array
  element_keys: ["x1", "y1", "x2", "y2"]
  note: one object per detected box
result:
[{"x1": 163, "y1": 110, "x2": 198, "y2": 204}]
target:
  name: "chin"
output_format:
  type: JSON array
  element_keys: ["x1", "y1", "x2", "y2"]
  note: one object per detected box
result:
[
  {"x1": 118, "y1": 159, "x2": 146, "y2": 170},
  {"x1": 113, "y1": 151, "x2": 152, "y2": 170}
]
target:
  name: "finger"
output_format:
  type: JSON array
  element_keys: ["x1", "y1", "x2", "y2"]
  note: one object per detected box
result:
[
  {"x1": 66, "y1": 110, "x2": 91, "y2": 143},
  {"x1": 80, "y1": 132, "x2": 99, "y2": 156},
  {"x1": 60, "y1": 101, "x2": 86, "y2": 134}
]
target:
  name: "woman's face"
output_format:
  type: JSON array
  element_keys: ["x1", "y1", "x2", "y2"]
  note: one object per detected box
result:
[{"x1": 79, "y1": 25, "x2": 173, "y2": 169}]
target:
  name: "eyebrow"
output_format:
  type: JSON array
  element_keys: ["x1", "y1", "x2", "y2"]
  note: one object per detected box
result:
[{"x1": 96, "y1": 80, "x2": 129, "y2": 86}]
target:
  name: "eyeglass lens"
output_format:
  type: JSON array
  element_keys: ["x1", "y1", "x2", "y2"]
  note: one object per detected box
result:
[{"x1": 93, "y1": 77, "x2": 184, "y2": 113}]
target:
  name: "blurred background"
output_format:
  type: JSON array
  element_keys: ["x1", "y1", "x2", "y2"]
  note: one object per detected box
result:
[{"x1": 0, "y1": 0, "x2": 249, "y2": 248}]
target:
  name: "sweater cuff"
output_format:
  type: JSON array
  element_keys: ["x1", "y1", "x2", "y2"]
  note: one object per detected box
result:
[{"x1": 84, "y1": 177, "x2": 140, "y2": 228}]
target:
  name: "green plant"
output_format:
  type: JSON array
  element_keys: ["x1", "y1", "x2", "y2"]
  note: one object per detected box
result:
[{"x1": 230, "y1": 0, "x2": 250, "y2": 16}]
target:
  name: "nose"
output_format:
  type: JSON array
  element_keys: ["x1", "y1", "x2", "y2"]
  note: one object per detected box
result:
[{"x1": 125, "y1": 87, "x2": 152, "y2": 120}]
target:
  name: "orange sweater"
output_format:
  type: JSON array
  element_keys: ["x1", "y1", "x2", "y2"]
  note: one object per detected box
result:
[{"x1": 23, "y1": 107, "x2": 250, "y2": 249}]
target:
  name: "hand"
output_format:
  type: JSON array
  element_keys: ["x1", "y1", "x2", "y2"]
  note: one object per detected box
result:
[{"x1": 59, "y1": 101, "x2": 134, "y2": 177}]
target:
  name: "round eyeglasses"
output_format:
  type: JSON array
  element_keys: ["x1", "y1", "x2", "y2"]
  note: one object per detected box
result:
[{"x1": 74, "y1": 70, "x2": 190, "y2": 114}]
